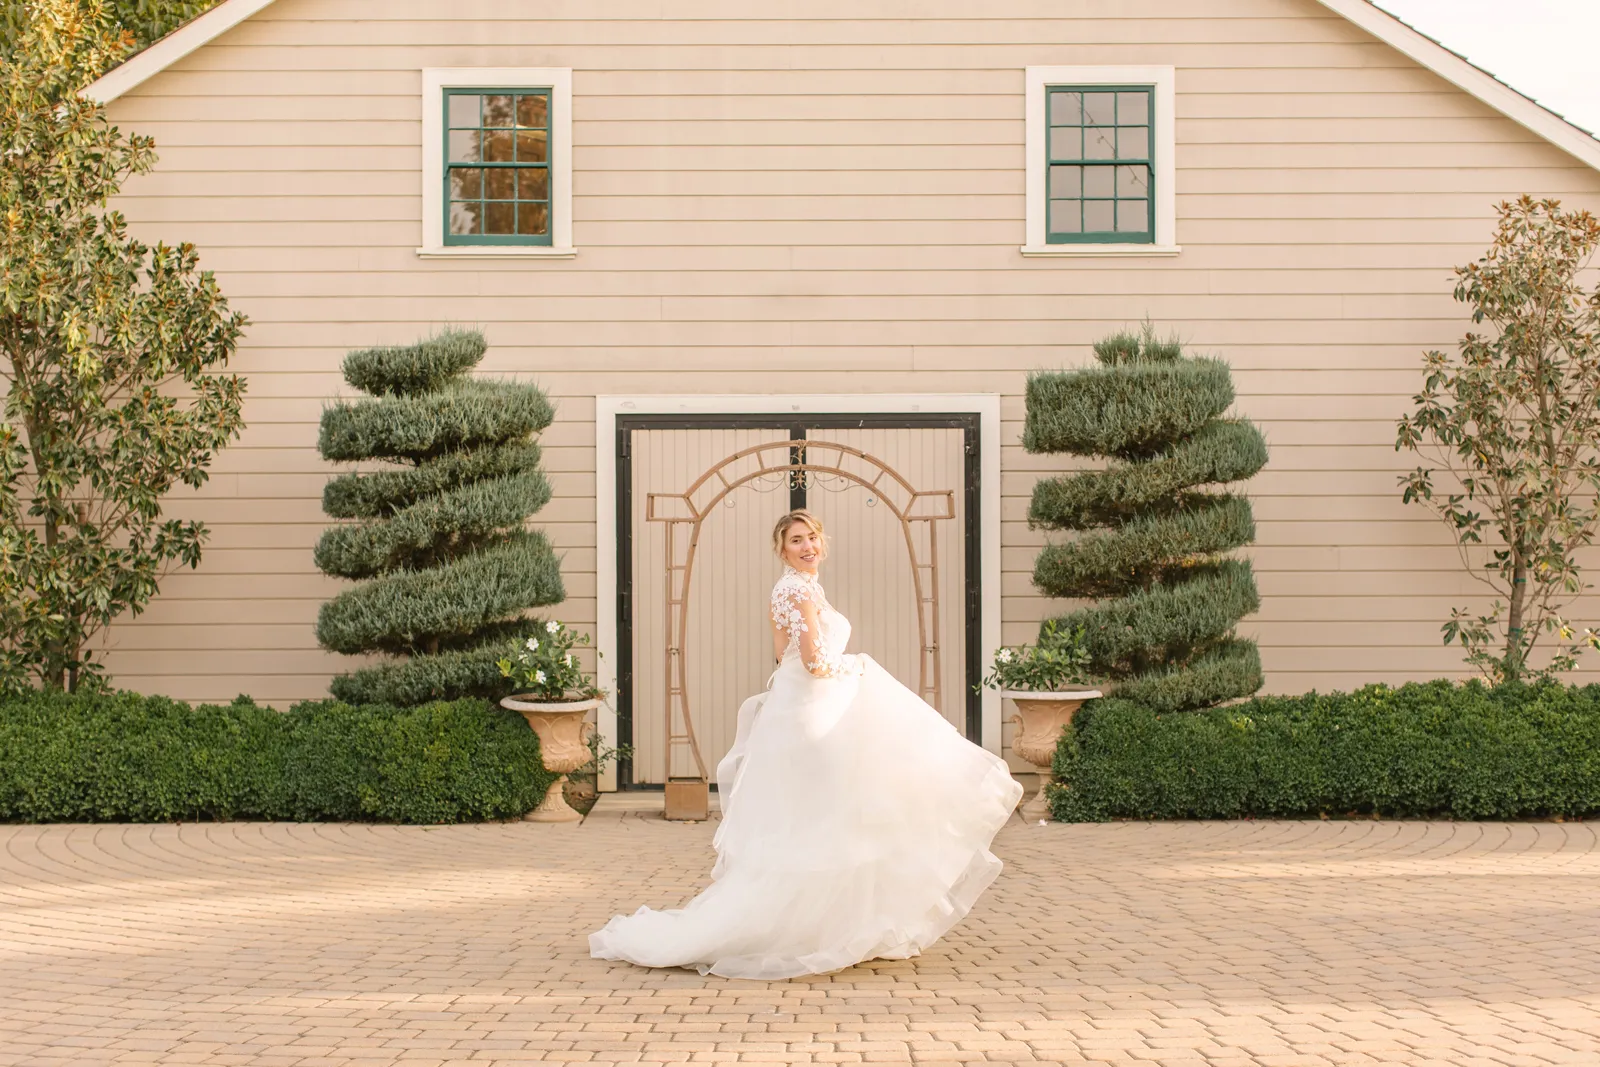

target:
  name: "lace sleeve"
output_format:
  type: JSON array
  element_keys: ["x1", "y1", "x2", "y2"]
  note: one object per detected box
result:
[{"x1": 771, "y1": 574, "x2": 852, "y2": 678}]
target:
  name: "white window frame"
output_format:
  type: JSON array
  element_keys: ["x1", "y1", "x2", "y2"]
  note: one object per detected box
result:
[
  {"x1": 1022, "y1": 65, "x2": 1179, "y2": 257},
  {"x1": 418, "y1": 67, "x2": 575, "y2": 258}
]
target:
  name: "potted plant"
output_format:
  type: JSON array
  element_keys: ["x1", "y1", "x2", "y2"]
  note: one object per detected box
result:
[
  {"x1": 497, "y1": 620, "x2": 605, "y2": 823},
  {"x1": 982, "y1": 621, "x2": 1101, "y2": 820}
]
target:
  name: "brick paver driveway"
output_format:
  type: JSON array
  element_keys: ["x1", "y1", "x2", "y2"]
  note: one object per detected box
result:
[{"x1": 1, "y1": 813, "x2": 1597, "y2": 1066}]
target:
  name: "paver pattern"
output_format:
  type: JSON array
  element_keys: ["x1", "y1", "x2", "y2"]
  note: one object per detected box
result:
[{"x1": 1, "y1": 813, "x2": 1597, "y2": 1067}]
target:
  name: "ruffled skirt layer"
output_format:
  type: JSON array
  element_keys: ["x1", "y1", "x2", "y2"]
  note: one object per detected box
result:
[{"x1": 589, "y1": 656, "x2": 1023, "y2": 979}]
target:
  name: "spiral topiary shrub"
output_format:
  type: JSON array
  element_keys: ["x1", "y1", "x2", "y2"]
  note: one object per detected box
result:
[
  {"x1": 1024, "y1": 327, "x2": 1269, "y2": 712},
  {"x1": 315, "y1": 329, "x2": 564, "y2": 705}
]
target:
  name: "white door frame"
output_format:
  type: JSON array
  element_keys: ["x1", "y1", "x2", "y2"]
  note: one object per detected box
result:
[{"x1": 594, "y1": 394, "x2": 1004, "y2": 792}]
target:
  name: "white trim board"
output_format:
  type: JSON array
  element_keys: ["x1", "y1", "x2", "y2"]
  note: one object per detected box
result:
[
  {"x1": 418, "y1": 68, "x2": 574, "y2": 257},
  {"x1": 82, "y1": 0, "x2": 1600, "y2": 174},
  {"x1": 1023, "y1": 65, "x2": 1178, "y2": 256},
  {"x1": 593, "y1": 394, "x2": 1005, "y2": 792}
]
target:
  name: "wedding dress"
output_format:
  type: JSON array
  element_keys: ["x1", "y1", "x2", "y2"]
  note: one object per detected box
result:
[{"x1": 589, "y1": 566, "x2": 1023, "y2": 979}]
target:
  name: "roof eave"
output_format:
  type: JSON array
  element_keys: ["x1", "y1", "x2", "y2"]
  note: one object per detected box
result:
[
  {"x1": 1313, "y1": 0, "x2": 1600, "y2": 172},
  {"x1": 85, "y1": 0, "x2": 282, "y2": 103}
]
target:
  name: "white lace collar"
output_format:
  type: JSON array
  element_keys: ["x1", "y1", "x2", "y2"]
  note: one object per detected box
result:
[{"x1": 781, "y1": 565, "x2": 822, "y2": 588}]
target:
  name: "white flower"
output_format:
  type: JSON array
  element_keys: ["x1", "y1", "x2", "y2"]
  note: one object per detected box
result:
[
  {"x1": 546, "y1": 620, "x2": 560, "y2": 633},
  {"x1": 997, "y1": 648, "x2": 1014, "y2": 664},
  {"x1": 564, "y1": 654, "x2": 573, "y2": 666},
  {"x1": 526, "y1": 637, "x2": 539, "y2": 652},
  {"x1": 534, "y1": 670, "x2": 546, "y2": 684}
]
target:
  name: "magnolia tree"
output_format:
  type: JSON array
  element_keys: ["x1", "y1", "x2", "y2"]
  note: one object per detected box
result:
[
  {"x1": 1, "y1": 0, "x2": 218, "y2": 54},
  {"x1": 0, "y1": 0, "x2": 247, "y2": 692},
  {"x1": 1397, "y1": 196, "x2": 1600, "y2": 683}
]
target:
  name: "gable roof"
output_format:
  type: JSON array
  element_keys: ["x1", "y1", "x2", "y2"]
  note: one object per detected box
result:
[{"x1": 85, "y1": 0, "x2": 1600, "y2": 174}]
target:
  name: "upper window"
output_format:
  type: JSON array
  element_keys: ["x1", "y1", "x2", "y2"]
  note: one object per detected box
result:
[
  {"x1": 420, "y1": 68, "x2": 574, "y2": 257},
  {"x1": 445, "y1": 89, "x2": 552, "y2": 245},
  {"x1": 1023, "y1": 66, "x2": 1177, "y2": 256},
  {"x1": 1046, "y1": 86, "x2": 1153, "y2": 244}
]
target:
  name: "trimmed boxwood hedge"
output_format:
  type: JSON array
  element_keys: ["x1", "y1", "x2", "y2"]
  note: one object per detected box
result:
[
  {"x1": 1050, "y1": 681, "x2": 1600, "y2": 822},
  {"x1": 0, "y1": 689, "x2": 555, "y2": 824}
]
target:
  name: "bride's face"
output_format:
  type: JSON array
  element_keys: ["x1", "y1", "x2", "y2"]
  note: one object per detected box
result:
[{"x1": 781, "y1": 523, "x2": 824, "y2": 573}]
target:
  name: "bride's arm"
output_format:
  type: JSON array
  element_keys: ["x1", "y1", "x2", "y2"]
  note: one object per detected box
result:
[{"x1": 793, "y1": 597, "x2": 849, "y2": 678}]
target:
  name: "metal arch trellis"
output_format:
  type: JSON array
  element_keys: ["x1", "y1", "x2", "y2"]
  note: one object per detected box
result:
[{"x1": 645, "y1": 439, "x2": 957, "y2": 787}]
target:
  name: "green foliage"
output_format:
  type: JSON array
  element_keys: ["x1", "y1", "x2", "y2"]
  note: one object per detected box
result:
[
  {"x1": 322, "y1": 442, "x2": 543, "y2": 519},
  {"x1": 1050, "y1": 560, "x2": 1259, "y2": 672},
  {"x1": 1050, "y1": 680, "x2": 1600, "y2": 822},
  {"x1": 1033, "y1": 495, "x2": 1255, "y2": 598},
  {"x1": 1, "y1": 0, "x2": 219, "y2": 57},
  {"x1": 1022, "y1": 355, "x2": 1235, "y2": 459},
  {"x1": 317, "y1": 531, "x2": 563, "y2": 654},
  {"x1": 0, "y1": 688, "x2": 555, "y2": 823},
  {"x1": 315, "y1": 330, "x2": 564, "y2": 703},
  {"x1": 342, "y1": 330, "x2": 488, "y2": 397},
  {"x1": 497, "y1": 619, "x2": 603, "y2": 701},
  {"x1": 318, "y1": 379, "x2": 555, "y2": 463},
  {"x1": 0, "y1": 0, "x2": 247, "y2": 693},
  {"x1": 1396, "y1": 197, "x2": 1600, "y2": 684},
  {"x1": 329, "y1": 629, "x2": 539, "y2": 707},
  {"x1": 1024, "y1": 325, "x2": 1267, "y2": 711},
  {"x1": 314, "y1": 469, "x2": 552, "y2": 579},
  {"x1": 980, "y1": 620, "x2": 1094, "y2": 693},
  {"x1": 1030, "y1": 420, "x2": 1268, "y2": 529}
]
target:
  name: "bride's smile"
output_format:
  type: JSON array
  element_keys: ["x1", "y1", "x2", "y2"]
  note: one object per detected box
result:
[{"x1": 781, "y1": 524, "x2": 824, "y2": 573}]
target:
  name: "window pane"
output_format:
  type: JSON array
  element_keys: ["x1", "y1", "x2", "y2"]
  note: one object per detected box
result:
[
  {"x1": 1048, "y1": 200, "x2": 1081, "y2": 234},
  {"x1": 1048, "y1": 126, "x2": 1080, "y2": 161},
  {"x1": 448, "y1": 94, "x2": 479, "y2": 129},
  {"x1": 517, "y1": 94, "x2": 549, "y2": 128},
  {"x1": 482, "y1": 131, "x2": 513, "y2": 162},
  {"x1": 1117, "y1": 126, "x2": 1149, "y2": 160},
  {"x1": 1084, "y1": 200, "x2": 1115, "y2": 232},
  {"x1": 1048, "y1": 165, "x2": 1082, "y2": 199},
  {"x1": 448, "y1": 130, "x2": 480, "y2": 163},
  {"x1": 449, "y1": 167, "x2": 483, "y2": 200},
  {"x1": 485, "y1": 168, "x2": 515, "y2": 200},
  {"x1": 516, "y1": 129, "x2": 548, "y2": 163},
  {"x1": 1117, "y1": 199, "x2": 1149, "y2": 233},
  {"x1": 1083, "y1": 92, "x2": 1115, "y2": 127},
  {"x1": 517, "y1": 202, "x2": 550, "y2": 236},
  {"x1": 1084, "y1": 126, "x2": 1116, "y2": 160},
  {"x1": 1049, "y1": 90, "x2": 1082, "y2": 127},
  {"x1": 483, "y1": 95, "x2": 515, "y2": 127},
  {"x1": 1116, "y1": 164, "x2": 1148, "y2": 196},
  {"x1": 1117, "y1": 91, "x2": 1149, "y2": 126},
  {"x1": 449, "y1": 201, "x2": 482, "y2": 235},
  {"x1": 1083, "y1": 166, "x2": 1114, "y2": 198},
  {"x1": 485, "y1": 202, "x2": 515, "y2": 233},
  {"x1": 517, "y1": 167, "x2": 550, "y2": 200}
]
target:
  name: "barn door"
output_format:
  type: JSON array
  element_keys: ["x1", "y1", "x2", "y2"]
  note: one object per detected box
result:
[{"x1": 619, "y1": 416, "x2": 976, "y2": 788}]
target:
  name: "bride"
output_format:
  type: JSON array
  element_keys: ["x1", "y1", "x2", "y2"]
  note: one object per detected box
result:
[{"x1": 589, "y1": 509, "x2": 1023, "y2": 979}]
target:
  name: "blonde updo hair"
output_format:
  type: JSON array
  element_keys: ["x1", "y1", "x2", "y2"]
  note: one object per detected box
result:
[{"x1": 772, "y1": 509, "x2": 827, "y2": 562}]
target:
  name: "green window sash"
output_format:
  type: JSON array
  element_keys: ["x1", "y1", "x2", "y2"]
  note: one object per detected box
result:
[
  {"x1": 443, "y1": 88, "x2": 554, "y2": 247},
  {"x1": 1045, "y1": 85, "x2": 1155, "y2": 245}
]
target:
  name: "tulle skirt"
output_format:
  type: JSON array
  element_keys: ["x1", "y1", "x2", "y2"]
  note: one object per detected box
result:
[{"x1": 588, "y1": 655, "x2": 1023, "y2": 979}]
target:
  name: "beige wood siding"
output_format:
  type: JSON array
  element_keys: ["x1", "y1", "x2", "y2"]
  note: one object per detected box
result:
[{"x1": 96, "y1": 0, "x2": 1600, "y2": 715}]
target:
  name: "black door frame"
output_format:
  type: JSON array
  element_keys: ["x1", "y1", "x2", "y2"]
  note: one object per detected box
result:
[{"x1": 615, "y1": 412, "x2": 983, "y2": 789}]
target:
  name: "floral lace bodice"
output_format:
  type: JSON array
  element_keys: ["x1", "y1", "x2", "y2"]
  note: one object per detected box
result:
[{"x1": 770, "y1": 567, "x2": 856, "y2": 678}]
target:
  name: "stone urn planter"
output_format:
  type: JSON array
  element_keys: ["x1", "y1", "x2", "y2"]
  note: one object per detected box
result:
[
  {"x1": 500, "y1": 695, "x2": 603, "y2": 823},
  {"x1": 1002, "y1": 689, "x2": 1102, "y2": 821}
]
